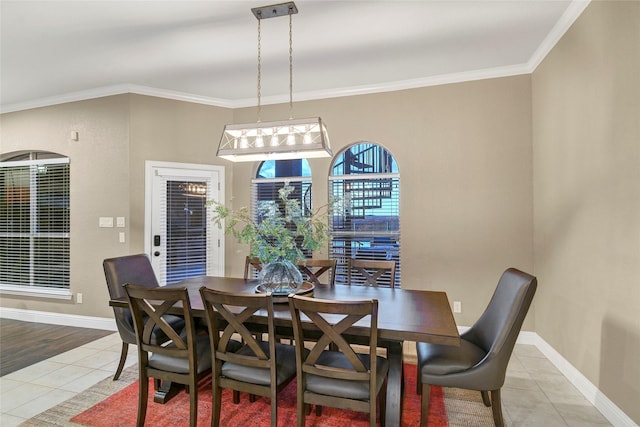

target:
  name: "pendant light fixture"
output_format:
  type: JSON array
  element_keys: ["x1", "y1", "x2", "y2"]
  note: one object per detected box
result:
[{"x1": 217, "y1": 2, "x2": 331, "y2": 162}]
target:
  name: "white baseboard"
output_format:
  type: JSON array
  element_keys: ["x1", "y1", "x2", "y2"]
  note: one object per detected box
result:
[
  {"x1": 0, "y1": 307, "x2": 117, "y2": 331},
  {"x1": 0, "y1": 308, "x2": 635, "y2": 426}
]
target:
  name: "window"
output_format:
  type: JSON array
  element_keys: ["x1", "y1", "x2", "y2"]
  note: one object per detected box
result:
[
  {"x1": 329, "y1": 142, "x2": 401, "y2": 287},
  {"x1": 0, "y1": 151, "x2": 70, "y2": 296},
  {"x1": 250, "y1": 159, "x2": 312, "y2": 276}
]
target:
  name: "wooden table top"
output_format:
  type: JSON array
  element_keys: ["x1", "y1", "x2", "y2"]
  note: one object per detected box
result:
[{"x1": 168, "y1": 276, "x2": 460, "y2": 346}]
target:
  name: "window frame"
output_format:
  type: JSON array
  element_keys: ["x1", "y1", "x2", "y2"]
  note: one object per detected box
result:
[{"x1": 0, "y1": 154, "x2": 71, "y2": 299}]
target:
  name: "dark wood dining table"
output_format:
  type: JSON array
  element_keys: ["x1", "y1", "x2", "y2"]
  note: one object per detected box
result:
[{"x1": 111, "y1": 275, "x2": 460, "y2": 427}]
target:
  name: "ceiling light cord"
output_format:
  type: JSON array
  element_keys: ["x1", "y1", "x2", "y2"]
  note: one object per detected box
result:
[
  {"x1": 289, "y1": 7, "x2": 293, "y2": 120},
  {"x1": 257, "y1": 16, "x2": 262, "y2": 123}
]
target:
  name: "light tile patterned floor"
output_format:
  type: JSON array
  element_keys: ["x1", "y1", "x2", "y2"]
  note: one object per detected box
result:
[{"x1": 0, "y1": 335, "x2": 612, "y2": 427}]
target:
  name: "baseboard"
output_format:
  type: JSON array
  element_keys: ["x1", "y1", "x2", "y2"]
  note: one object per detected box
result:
[
  {"x1": 0, "y1": 307, "x2": 117, "y2": 331},
  {"x1": 0, "y1": 308, "x2": 635, "y2": 426}
]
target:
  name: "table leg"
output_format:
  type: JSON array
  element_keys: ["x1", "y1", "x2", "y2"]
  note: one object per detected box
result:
[
  {"x1": 385, "y1": 340, "x2": 404, "y2": 427},
  {"x1": 153, "y1": 380, "x2": 182, "y2": 404}
]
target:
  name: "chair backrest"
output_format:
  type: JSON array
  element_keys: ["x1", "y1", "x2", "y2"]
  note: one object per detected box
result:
[
  {"x1": 103, "y1": 254, "x2": 160, "y2": 343},
  {"x1": 464, "y1": 268, "x2": 537, "y2": 379},
  {"x1": 297, "y1": 258, "x2": 337, "y2": 287},
  {"x1": 348, "y1": 259, "x2": 397, "y2": 288},
  {"x1": 124, "y1": 284, "x2": 198, "y2": 367},
  {"x1": 199, "y1": 288, "x2": 277, "y2": 373},
  {"x1": 243, "y1": 256, "x2": 263, "y2": 280},
  {"x1": 103, "y1": 254, "x2": 159, "y2": 299},
  {"x1": 288, "y1": 295, "x2": 379, "y2": 385}
]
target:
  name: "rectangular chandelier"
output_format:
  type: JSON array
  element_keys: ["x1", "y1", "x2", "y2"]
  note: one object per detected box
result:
[{"x1": 217, "y1": 117, "x2": 332, "y2": 162}]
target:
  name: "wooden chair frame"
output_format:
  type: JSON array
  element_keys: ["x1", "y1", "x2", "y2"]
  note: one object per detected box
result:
[
  {"x1": 125, "y1": 284, "x2": 206, "y2": 427},
  {"x1": 200, "y1": 288, "x2": 296, "y2": 427},
  {"x1": 348, "y1": 259, "x2": 397, "y2": 288},
  {"x1": 297, "y1": 258, "x2": 337, "y2": 287},
  {"x1": 288, "y1": 295, "x2": 387, "y2": 427},
  {"x1": 244, "y1": 256, "x2": 263, "y2": 279}
]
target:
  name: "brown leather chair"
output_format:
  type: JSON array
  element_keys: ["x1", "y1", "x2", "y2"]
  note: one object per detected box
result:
[
  {"x1": 103, "y1": 254, "x2": 185, "y2": 380},
  {"x1": 244, "y1": 256, "x2": 263, "y2": 279},
  {"x1": 288, "y1": 295, "x2": 388, "y2": 427},
  {"x1": 124, "y1": 284, "x2": 211, "y2": 427},
  {"x1": 297, "y1": 258, "x2": 337, "y2": 287},
  {"x1": 416, "y1": 268, "x2": 537, "y2": 427},
  {"x1": 199, "y1": 287, "x2": 299, "y2": 427},
  {"x1": 348, "y1": 259, "x2": 397, "y2": 288}
]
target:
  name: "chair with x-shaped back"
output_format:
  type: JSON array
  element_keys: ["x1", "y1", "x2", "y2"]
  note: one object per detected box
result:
[
  {"x1": 297, "y1": 258, "x2": 337, "y2": 287},
  {"x1": 348, "y1": 259, "x2": 397, "y2": 288},
  {"x1": 124, "y1": 284, "x2": 211, "y2": 427},
  {"x1": 199, "y1": 287, "x2": 299, "y2": 427},
  {"x1": 288, "y1": 295, "x2": 389, "y2": 427}
]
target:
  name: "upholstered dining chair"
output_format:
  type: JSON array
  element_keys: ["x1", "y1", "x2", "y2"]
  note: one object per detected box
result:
[
  {"x1": 348, "y1": 259, "x2": 397, "y2": 288},
  {"x1": 243, "y1": 256, "x2": 263, "y2": 279},
  {"x1": 288, "y1": 295, "x2": 389, "y2": 427},
  {"x1": 124, "y1": 284, "x2": 212, "y2": 427},
  {"x1": 199, "y1": 287, "x2": 299, "y2": 427},
  {"x1": 416, "y1": 268, "x2": 537, "y2": 427},
  {"x1": 297, "y1": 258, "x2": 337, "y2": 287},
  {"x1": 103, "y1": 254, "x2": 185, "y2": 380}
]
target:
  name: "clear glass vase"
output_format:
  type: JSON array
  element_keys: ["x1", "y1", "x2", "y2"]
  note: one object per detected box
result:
[{"x1": 259, "y1": 259, "x2": 303, "y2": 295}]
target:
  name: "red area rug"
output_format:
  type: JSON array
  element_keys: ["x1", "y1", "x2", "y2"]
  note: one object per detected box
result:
[{"x1": 71, "y1": 364, "x2": 447, "y2": 426}]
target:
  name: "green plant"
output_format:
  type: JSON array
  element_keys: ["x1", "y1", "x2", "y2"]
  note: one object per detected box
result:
[{"x1": 209, "y1": 184, "x2": 335, "y2": 264}]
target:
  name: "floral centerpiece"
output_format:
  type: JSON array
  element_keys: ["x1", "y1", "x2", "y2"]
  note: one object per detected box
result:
[{"x1": 209, "y1": 183, "x2": 335, "y2": 294}]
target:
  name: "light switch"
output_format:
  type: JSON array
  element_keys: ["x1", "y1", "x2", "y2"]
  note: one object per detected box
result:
[
  {"x1": 119, "y1": 232, "x2": 126, "y2": 243},
  {"x1": 99, "y1": 217, "x2": 114, "y2": 228},
  {"x1": 116, "y1": 217, "x2": 125, "y2": 227}
]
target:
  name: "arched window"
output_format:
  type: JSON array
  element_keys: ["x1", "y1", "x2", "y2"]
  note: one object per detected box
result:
[
  {"x1": 329, "y1": 142, "x2": 401, "y2": 287},
  {"x1": 250, "y1": 159, "x2": 312, "y2": 275},
  {"x1": 0, "y1": 151, "x2": 70, "y2": 295}
]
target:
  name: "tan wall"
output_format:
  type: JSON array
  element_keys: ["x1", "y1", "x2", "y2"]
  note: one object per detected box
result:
[
  {"x1": 232, "y1": 75, "x2": 534, "y2": 327},
  {"x1": 532, "y1": 1, "x2": 640, "y2": 423},
  {"x1": 0, "y1": 95, "x2": 131, "y2": 318}
]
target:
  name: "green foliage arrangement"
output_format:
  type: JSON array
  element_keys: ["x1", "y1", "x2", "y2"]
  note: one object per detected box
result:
[{"x1": 209, "y1": 184, "x2": 335, "y2": 264}]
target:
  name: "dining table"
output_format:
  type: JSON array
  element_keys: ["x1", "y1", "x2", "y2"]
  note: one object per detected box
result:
[{"x1": 111, "y1": 275, "x2": 460, "y2": 427}]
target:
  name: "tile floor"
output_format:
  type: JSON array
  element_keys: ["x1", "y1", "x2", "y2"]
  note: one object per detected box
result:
[{"x1": 0, "y1": 334, "x2": 612, "y2": 427}]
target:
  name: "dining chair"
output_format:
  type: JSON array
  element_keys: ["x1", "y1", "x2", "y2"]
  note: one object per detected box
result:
[
  {"x1": 416, "y1": 268, "x2": 537, "y2": 427},
  {"x1": 124, "y1": 284, "x2": 212, "y2": 427},
  {"x1": 297, "y1": 258, "x2": 337, "y2": 287},
  {"x1": 243, "y1": 256, "x2": 263, "y2": 279},
  {"x1": 103, "y1": 254, "x2": 185, "y2": 380},
  {"x1": 199, "y1": 287, "x2": 299, "y2": 427},
  {"x1": 348, "y1": 259, "x2": 397, "y2": 288},
  {"x1": 288, "y1": 295, "x2": 389, "y2": 427}
]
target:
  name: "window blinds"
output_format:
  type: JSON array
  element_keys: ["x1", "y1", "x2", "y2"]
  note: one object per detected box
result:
[{"x1": 0, "y1": 158, "x2": 70, "y2": 289}]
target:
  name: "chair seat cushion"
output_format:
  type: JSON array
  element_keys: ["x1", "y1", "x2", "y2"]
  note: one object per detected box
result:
[
  {"x1": 306, "y1": 351, "x2": 389, "y2": 400},
  {"x1": 221, "y1": 341, "x2": 299, "y2": 386},
  {"x1": 149, "y1": 334, "x2": 214, "y2": 374},
  {"x1": 417, "y1": 339, "x2": 486, "y2": 376}
]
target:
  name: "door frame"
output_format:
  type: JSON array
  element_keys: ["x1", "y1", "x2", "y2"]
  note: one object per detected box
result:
[{"x1": 144, "y1": 160, "x2": 225, "y2": 280}]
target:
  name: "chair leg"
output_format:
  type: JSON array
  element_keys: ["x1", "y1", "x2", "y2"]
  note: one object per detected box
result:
[
  {"x1": 490, "y1": 389, "x2": 504, "y2": 427},
  {"x1": 379, "y1": 377, "x2": 387, "y2": 427},
  {"x1": 416, "y1": 364, "x2": 421, "y2": 395},
  {"x1": 271, "y1": 389, "x2": 278, "y2": 427},
  {"x1": 212, "y1": 386, "x2": 222, "y2": 427},
  {"x1": 189, "y1": 379, "x2": 198, "y2": 427},
  {"x1": 113, "y1": 342, "x2": 128, "y2": 380},
  {"x1": 297, "y1": 381, "x2": 305, "y2": 427},
  {"x1": 481, "y1": 390, "x2": 491, "y2": 406},
  {"x1": 137, "y1": 374, "x2": 149, "y2": 427},
  {"x1": 420, "y1": 383, "x2": 431, "y2": 427}
]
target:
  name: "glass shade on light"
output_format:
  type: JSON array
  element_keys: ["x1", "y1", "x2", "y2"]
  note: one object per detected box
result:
[{"x1": 217, "y1": 117, "x2": 332, "y2": 162}]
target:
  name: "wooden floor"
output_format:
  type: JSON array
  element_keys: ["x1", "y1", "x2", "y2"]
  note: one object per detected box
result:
[{"x1": 0, "y1": 318, "x2": 114, "y2": 376}]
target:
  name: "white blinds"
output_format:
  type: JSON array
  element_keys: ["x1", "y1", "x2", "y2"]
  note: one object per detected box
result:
[
  {"x1": 157, "y1": 178, "x2": 209, "y2": 285},
  {"x1": 0, "y1": 158, "x2": 70, "y2": 289},
  {"x1": 329, "y1": 174, "x2": 401, "y2": 287}
]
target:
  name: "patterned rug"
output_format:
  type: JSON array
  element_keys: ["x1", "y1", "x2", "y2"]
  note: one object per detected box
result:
[{"x1": 22, "y1": 364, "x2": 495, "y2": 426}]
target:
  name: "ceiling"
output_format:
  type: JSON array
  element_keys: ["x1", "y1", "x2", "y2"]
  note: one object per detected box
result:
[{"x1": 0, "y1": 1, "x2": 589, "y2": 113}]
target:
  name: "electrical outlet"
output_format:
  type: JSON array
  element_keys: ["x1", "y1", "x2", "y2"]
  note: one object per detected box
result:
[
  {"x1": 453, "y1": 301, "x2": 462, "y2": 313},
  {"x1": 77, "y1": 293, "x2": 83, "y2": 304}
]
